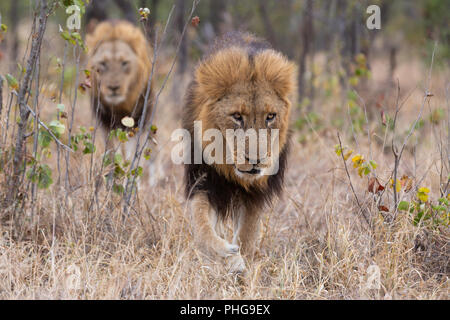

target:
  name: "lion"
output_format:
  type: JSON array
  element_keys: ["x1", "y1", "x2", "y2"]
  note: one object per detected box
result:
[
  {"x1": 183, "y1": 32, "x2": 296, "y2": 273},
  {"x1": 86, "y1": 20, "x2": 157, "y2": 185},
  {"x1": 86, "y1": 20, "x2": 153, "y2": 132}
]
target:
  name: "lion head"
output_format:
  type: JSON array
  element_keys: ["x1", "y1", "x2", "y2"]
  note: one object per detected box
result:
[
  {"x1": 86, "y1": 21, "x2": 153, "y2": 127},
  {"x1": 186, "y1": 34, "x2": 296, "y2": 190}
]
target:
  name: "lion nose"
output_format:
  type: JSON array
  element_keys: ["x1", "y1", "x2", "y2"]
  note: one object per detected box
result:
[
  {"x1": 245, "y1": 156, "x2": 260, "y2": 165},
  {"x1": 108, "y1": 85, "x2": 119, "y2": 93}
]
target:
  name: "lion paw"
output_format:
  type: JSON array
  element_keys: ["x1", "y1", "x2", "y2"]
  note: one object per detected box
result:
[
  {"x1": 212, "y1": 239, "x2": 239, "y2": 257},
  {"x1": 227, "y1": 254, "x2": 246, "y2": 274}
]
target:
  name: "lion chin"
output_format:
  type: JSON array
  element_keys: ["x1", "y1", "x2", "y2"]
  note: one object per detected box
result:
[
  {"x1": 233, "y1": 167, "x2": 264, "y2": 181},
  {"x1": 183, "y1": 31, "x2": 296, "y2": 274},
  {"x1": 102, "y1": 95, "x2": 126, "y2": 107}
]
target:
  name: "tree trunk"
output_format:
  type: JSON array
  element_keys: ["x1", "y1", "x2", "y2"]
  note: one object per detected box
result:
[
  {"x1": 85, "y1": 0, "x2": 108, "y2": 33},
  {"x1": 10, "y1": 0, "x2": 49, "y2": 204},
  {"x1": 210, "y1": 0, "x2": 227, "y2": 36},
  {"x1": 114, "y1": 0, "x2": 137, "y2": 23},
  {"x1": 298, "y1": 0, "x2": 313, "y2": 100},
  {"x1": 258, "y1": 1, "x2": 278, "y2": 49},
  {"x1": 148, "y1": 0, "x2": 160, "y2": 41},
  {"x1": 10, "y1": 0, "x2": 19, "y2": 67},
  {"x1": 176, "y1": 0, "x2": 187, "y2": 75}
]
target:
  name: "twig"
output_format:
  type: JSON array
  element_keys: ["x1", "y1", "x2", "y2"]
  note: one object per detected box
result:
[
  {"x1": 391, "y1": 42, "x2": 437, "y2": 220},
  {"x1": 337, "y1": 132, "x2": 370, "y2": 225},
  {"x1": 391, "y1": 79, "x2": 401, "y2": 212},
  {"x1": 56, "y1": 42, "x2": 68, "y2": 185},
  {"x1": 65, "y1": 44, "x2": 81, "y2": 195}
]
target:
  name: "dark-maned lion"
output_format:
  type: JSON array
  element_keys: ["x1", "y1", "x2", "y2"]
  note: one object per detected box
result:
[
  {"x1": 86, "y1": 20, "x2": 153, "y2": 131},
  {"x1": 183, "y1": 32, "x2": 297, "y2": 273}
]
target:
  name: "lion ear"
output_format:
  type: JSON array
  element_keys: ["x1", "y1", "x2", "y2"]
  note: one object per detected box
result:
[
  {"x1": 195, "y1": 48, "x2": 252, "y2": 101},
  {"x1": 86, "y1": 18, "x2": 100, "y2": 35},
  {"x1": 254, "y1": 50, "x2": 297, "y2": 98}
]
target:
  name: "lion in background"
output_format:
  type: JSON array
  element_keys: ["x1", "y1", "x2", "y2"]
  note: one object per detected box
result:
[
  {"x1": 86, "y1": 20, "x2": 157, "y2": 186},
  {"x1": 183, "y1": 32, "x2": 297, "y2": 273},
  {"x1": 86, "y1": 20, "x2": 153, "y2": 131}
]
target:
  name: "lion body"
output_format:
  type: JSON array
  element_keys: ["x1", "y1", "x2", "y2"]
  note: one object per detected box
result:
[
  {"x1": 86, "y1": 20, "x2": 153, "y2": 130},
  {"x1": 183, "y1": 32, "x2": 296, "y2": 273}
]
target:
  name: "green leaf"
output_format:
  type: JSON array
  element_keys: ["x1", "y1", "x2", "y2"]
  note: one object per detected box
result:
[
  {"x1": 102, "y1": 150, "x2": 113, "y2": 167},
  {"x1": 27, "y1": 164, "x2": 53, "y2": 189},
  {"x1": 363, "y1": 166, "x2": 370, "y2": 175},
  {"x1": 60, "y1": 30, "x2": 71, "y2": 41},
  {"x1": 398, "y1": 201, "x2": 411, "y2": 211},
  {"x1": 49, "y1": 120, "x2": 66, "y2": 137},
  {"x1": 114, "y1": 165, "x2": 125, "y2": 178},
  {"x1": 37, "y1": 164, "x2": 53, "y2": 189},
  {"x1": 347, "y1": 90, "x2": 358, "y2": 101},
  {"x1": 38, "y1": 130, "x2": 52, "y2": 148},
  {"x1": 5, "y1": 74, "x2": 19, "y2": 90},
  {"x1": 117, "y1": 130, "x2": 128, "y2": 143},
  {"x1": 82, "y1": 141, "x2": 95, "y2": 154},
  {"x1": 112, "y1": 183, "x2": 124, "y2": 195},
  {"x1": 57, "y1": 103, "x2": 65, "y2": 112},
  {"x1": 114, "y1": 153, "x2": 123, "y2": 166},
  {"x1": 71, "y1": 32, "x2": 82, "y2": 41},
  {"x1": 143, "y1": 148, "x2": 152, "y2": 161},
  {"x1": 131, "y1": 166, "x2": 143, "y2": 178}
]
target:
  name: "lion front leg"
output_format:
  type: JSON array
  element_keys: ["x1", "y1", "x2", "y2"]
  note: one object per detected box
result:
[
  {"x1": 232, "y1": 206, "x2": 261, "y2": 259},
  {"x1": 191, "y1": 193, "x2": 239, "y2": 259}
]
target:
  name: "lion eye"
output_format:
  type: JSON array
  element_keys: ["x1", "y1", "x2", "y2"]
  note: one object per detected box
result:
[
  {"x1": 232, "y1": 113, "x2": 243, "y2": 121},
  {"x1": 121, "y1": 61, "x2": 129, "y2": 67},
  {"x1": 266, "y1": 113, "x2": 276, "y2": 121},
  {"x1": 98, "y1": 61, "x2": 107, "y2": 71}
]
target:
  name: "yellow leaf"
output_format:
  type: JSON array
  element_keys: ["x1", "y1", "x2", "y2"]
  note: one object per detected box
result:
[
  {"x1": 390, "y1": 179, "x2": 401, "y2": 193},
  {"x1": 358, "y1": 166, "x2": 365, "y2": 177},
  {"x1": 417, "y1": 186, "x2": 430, "y2": 202},
  {"x1": 343, "y1": 150, "x2": 353, "y2": 161},
  {"x1": 351, "y1": 154, "x2": 364, "y2": 168},
  {"x1": 418, "y1": 187, "x2": 430, "y2": 194}
]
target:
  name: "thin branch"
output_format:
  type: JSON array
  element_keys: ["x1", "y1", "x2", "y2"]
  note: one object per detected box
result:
[{"x1": 337, "y1": 132, "x2": 370, "y2": 225}]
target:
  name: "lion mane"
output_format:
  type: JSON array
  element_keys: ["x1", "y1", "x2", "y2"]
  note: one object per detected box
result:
[
  {"x1": 183, "y1": 32, "x2": 296, "y2": 220},
  {"x1": 86, "y1": 20, "x2": 153, "y2": 130}
]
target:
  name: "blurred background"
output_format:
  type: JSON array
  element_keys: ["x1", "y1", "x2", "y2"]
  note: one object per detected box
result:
[{"x1": 0, "y1": 0, "x2": 448, "y2": 136}]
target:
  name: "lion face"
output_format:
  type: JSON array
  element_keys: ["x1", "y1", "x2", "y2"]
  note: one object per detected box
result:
[
  {"x1": 194, "y1": 47, "x2": 296, "y2": 186},
  {"x1": 203, "y1": 82, "x2": 288, "y2": 181},
  {"x1": 90, "y1": 40, "x2": 138, "y2": 107}
]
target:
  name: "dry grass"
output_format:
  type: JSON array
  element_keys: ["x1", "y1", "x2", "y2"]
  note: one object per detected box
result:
[{"x1": 0, "y1": 23, "x2": 449, "y2": 300}]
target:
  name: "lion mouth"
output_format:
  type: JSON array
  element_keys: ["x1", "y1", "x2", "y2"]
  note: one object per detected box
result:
[{"x1": 237, "y1": 168, "x2": 261, "y2": 175}]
